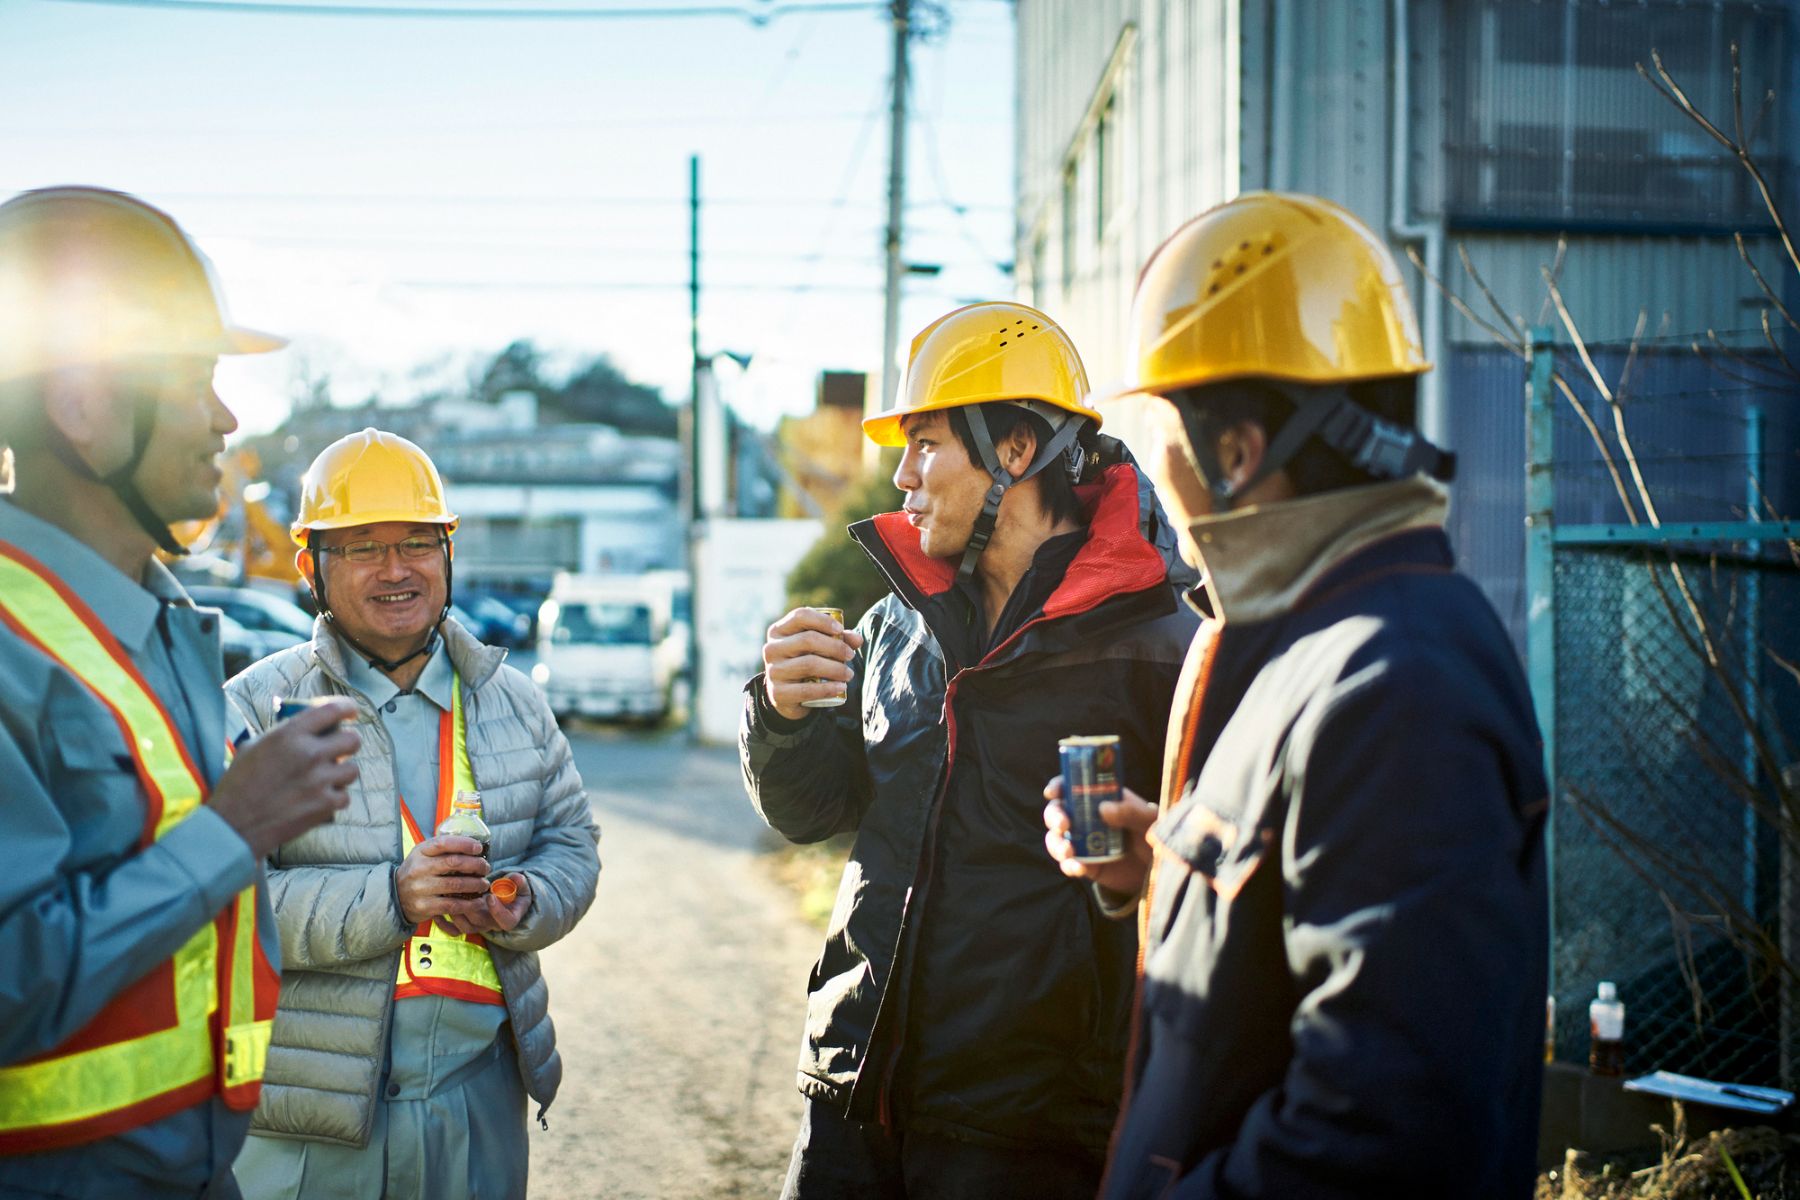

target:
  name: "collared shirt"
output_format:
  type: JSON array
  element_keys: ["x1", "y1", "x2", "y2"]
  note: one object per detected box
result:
[
  {"x1": 340, "y1": 636, "x2": 455, "y2": 838},
  {"x1": 0, "y1": 498, "x2": 264, "y2": 1198}
]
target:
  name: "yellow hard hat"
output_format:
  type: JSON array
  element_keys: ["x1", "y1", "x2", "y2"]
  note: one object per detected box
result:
[
  {"x1": 862, "y1": 301, "x2": 1100, "y2": 447},
  {"x1": 290, "y1": 428, "x2": 458, "y2": 546},
  {"x1": 0, "y1": 186, "x2": 285, "y2": 382},
  {"x1": 1106, "y1": 192, "x2": 1429, "y2": 402}
]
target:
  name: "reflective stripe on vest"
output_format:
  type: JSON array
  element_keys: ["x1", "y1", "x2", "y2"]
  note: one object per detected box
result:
[
  {"x1": 393, "y1": 677, "x2": 505, "y2": 1006},
  {"x1": 0, "y1": 540, "x2": 278, "y2": 1153}
]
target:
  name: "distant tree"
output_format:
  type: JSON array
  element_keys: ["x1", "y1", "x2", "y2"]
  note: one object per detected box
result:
[
  {"x1": 473, "y1": 339, "x2": 550, "y2": 405},
  {"x1": 464, "y1": 340, "x2": 676, "y2": 437},
  {"x1": 786, "y1": 451, "x2": 902, "y2": 627},
  {"x1": 557, "y1": 355, "x2": 677, "y2": 437}
]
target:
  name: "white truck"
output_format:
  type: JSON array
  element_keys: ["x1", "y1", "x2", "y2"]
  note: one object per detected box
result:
[{"x1": 530, "y1": 571, "x2": 689, "y2": 724}]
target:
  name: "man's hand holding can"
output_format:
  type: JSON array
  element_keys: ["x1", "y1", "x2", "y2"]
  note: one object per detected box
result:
[
  {"x1": 761, "y1": 606, "x2": 864, "y2": 721},
  {"x1": 1043, "y1": 774, "x2": 1160, "y2": 902}
]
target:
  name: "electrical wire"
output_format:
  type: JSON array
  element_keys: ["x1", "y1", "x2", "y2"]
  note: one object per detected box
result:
[{"x1": 45, "y1": 0, "x2": 884, "y2": 20}]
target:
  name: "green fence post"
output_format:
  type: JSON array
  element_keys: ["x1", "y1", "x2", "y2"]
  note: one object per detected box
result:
[
  {"x1": 1744, "y1": 404, "x2": 1763, "y2": 917},
  {"x1": 1526, "y1": 326, "x2": 1557, "y2": 1000}
]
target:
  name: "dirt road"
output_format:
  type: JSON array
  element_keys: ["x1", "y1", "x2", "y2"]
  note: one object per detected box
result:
[{"x1": 529, "y1": 727, "x2": 821, "y2": 1199}]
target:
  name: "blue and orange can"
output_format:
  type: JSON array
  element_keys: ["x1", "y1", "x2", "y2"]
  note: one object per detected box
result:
[{"x1": 1059, "y1": 734, "x2": 1124, "y2": 862}]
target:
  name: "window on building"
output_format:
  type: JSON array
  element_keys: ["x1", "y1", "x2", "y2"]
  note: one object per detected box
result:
[
  {"x1": 1060, "y1": 162, "x2": 1078, "y2": 292},
  {"x1": 1435, "y1": 0, "x2": 1787, "y2": 232},
  {"x1": 1096, "y1": 93, "x2": 1116, "y2": 240},
  {"x1": 1030, "y1": 230, "x2": 1047, "y2": 308}
]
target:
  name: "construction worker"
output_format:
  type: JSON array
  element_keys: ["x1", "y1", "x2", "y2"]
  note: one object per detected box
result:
[
  {"x1": 226, "y1": 428, "x2": 599, "y2": 1199},
  {"x1": 1045, "y1": 192, "x2": 1548, "y2": 1197},
  {"x1": 744, "y1": 302, "x2": 1196, "y2": 1199},
  {"x1": 0, "y1": 186, "x2": 359, "y2": 1196}
]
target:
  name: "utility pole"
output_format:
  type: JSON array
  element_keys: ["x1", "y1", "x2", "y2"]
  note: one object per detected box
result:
[
  {"x1": 689, "y1": 152, "x2": 702, "y2": 524},
  {"x1": 685, "y1": 153, "x2": 702, "y2": 739},
  {"x1": 875, "y1": 0, "x2": 911, "y2": 428}
]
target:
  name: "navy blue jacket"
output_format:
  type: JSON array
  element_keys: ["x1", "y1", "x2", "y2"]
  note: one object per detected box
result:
[{"x1": 1106, "y1": 527, "x2": 1548, "y2": 1199}]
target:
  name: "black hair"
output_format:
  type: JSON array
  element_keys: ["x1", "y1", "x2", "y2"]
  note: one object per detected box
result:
[
  {"x1": 1174, "y1": 375, "x2": 1418, "y2": 497},
  {"x1": 945, "y1": 402, "x2": 1083, "y2": 525}
]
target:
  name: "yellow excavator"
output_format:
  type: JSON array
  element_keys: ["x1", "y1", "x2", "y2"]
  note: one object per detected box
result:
[{"x1": 167, "y1": 446, "x2": 300, "y2": 584}]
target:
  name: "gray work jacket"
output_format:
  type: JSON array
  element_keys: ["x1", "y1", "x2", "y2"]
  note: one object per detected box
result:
[{"x1": 226, "y1": 616, "x2": 599, "y2": 1146}]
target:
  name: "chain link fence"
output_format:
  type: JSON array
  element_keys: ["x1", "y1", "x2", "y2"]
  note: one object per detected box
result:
[{"x1": 1531, "y1": 333, "x2": 1798, "y2": 1088}]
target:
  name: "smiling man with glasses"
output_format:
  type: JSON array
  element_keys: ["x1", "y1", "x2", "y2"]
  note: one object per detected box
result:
[{"x1": 224, "y1": 427, "x2": 599, "y2": 1200}]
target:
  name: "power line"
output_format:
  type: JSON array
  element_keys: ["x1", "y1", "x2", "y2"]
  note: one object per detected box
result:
[
  {"x1": 46, "y1": 0, "x2": 884, "y2": 19},
  {"x1": 0, "y1": 186, "x2": 979, "y2": 212}
]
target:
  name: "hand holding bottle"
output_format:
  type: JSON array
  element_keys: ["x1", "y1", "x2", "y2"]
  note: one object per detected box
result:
[{"x1": 395, "y1": 836, "x2": 491, "y2": 930}]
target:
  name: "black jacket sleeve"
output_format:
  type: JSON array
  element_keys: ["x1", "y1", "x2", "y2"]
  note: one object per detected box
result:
[{"x1": 738, "y1": 618, "x2": 876, "y2": 844}]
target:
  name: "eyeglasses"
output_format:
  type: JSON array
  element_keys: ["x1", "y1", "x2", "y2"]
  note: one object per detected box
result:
[{"x1": 318, "y1": 534, "x2": 443, "y2": 565}]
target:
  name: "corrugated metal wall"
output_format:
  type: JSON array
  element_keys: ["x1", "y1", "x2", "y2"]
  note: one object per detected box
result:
[
  {"x1": 1015, "y1": 0, "x2": 1239, "y2": 410},
  {"x1": 1444, "y1": 233, "x2": 1782, "y2": 347}
]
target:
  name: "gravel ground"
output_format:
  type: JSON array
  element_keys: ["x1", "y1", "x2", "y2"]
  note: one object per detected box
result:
[{"x1": 528, "y1": 726, "x2": 821, "y2": 1199}]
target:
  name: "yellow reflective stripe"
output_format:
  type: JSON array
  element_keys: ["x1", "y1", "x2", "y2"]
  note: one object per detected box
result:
[
  {"x1": 450, "y1": 679, "x2": 475, "y2": 796},
  {"x1": 0, "y1": 554, "x2": 202, "y2": 838},
  {"x1": 406, "y1": 933, "x2": 503, "y2": 992},
  {"x1": 223, "y1": 1021, "x2": 272, "y2": 1090},
  {"x1": 222, "y1": 887, "x2": 263, "y2": 1087},
  {"x1": 0, "y1": 923, "x2": 217, "y2": 1132}
]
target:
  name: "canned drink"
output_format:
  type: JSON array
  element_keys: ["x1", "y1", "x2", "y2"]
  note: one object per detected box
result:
[
  {"x1": 274, "y1": 696, "x2": 355, "y2": 724},
  {"x1": 801, "y1": 606, "x2": 847, "y2": 709},
  {"x1": 1059, "y1": 734, "x2": 1125, "y2": 862}
]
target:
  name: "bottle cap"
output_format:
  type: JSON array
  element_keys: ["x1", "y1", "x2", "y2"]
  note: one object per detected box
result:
[
  {"x1": 489, "y1": 876, "x2": 518, "y2": 904},
  {"x1": 1597, "y1": 981, "x2": 1617, "y2": 1001}
]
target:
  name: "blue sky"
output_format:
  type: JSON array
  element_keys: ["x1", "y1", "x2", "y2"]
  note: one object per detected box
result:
[{"x1": 0, "y1": 0, "x2": 1017, "y2": 433}]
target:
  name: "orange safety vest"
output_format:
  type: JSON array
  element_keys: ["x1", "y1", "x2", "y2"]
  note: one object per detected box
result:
[
  {"x1": 392, "y1": 679, "x2": 505, "y2": 1007},
  {"x1": 0, "y1": 540, "x2": 279, "y2": 1154}
]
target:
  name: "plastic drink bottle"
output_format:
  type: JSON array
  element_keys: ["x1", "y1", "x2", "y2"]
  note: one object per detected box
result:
[
  {"x1": 435, "y1": 790, "x2": 491, "y2": 861},
  {"x1": 1588, "y1": 981, "x2": 1625, "y2": 1076}
]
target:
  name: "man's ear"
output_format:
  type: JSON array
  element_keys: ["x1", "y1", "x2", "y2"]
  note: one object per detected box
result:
[
  {"x1": 40, "y1": 366, "x2": 120, "y2": 470},
  {"x1": 1000, "y1": 421, "x2": 1039, "y2": 481},
  {"x1": 295, "y1": 546, "x2": 317, "y2": 591},
  {"x1": 1216, "y1": 420, "x2": 1269, "y2": 495}
]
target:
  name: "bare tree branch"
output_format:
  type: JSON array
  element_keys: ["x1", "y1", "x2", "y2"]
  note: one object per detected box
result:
[
  {"x1": 1536, "y1": 237, "x2": 1568, "y2": 329},
  {"x1": 1458, "y1": 241, "x2": 1525, "y2": 343},
  {"x1": 1406, "y1": 245, "x2": 1527, "y2": 358},
  {"x1": 1736, "y1": 233, "x2": 1800, "y2": 338},
  {"x1": 1643, "y1": 47, "x2": 1800, "y2": 280},
  {"x1": 1760, "y1": 309, "x2": 1800, "y2": 377}
]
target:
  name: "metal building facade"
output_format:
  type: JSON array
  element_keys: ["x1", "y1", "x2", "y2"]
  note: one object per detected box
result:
[{"x1": 1014, "y1": 0, "x2": 1793, "y2": 641}]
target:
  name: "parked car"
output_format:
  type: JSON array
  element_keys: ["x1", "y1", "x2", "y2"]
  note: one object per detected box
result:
[
  {"x1": 217, "y1": 611, "x2": 301, "y2": 681},
  {"x1": 190, "y1": 586, "x2": 314, "y2": 680},
  {"x1": 188, "y1": 585, "x2": 316, "y2": 641},
  {"x1": 455, "y1": 592, "x2": 533, "y2": 648}
]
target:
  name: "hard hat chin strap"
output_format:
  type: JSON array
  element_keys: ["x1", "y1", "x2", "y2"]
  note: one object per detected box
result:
[
  {"x1": 41, "y1": 388, "x2": 187, "y2": 556},
  {"x1": 1183, "y1": 384, "x2": 1456, "y2": 504},
  {"x1": 953, "y1": 404, "x2": 1087, "y2": 585}
]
